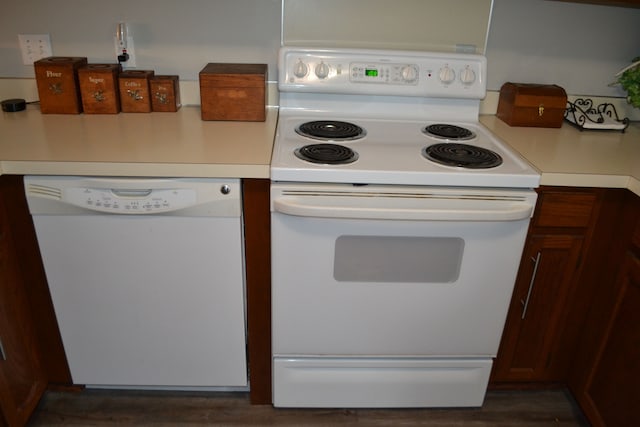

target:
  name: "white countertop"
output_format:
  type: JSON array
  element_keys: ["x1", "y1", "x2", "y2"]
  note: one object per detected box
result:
[
  {"x1": 1, "y1": 104, "x2": 639, "y2": 197},
  {"x1": 480, "y1": 115, "x2": 640, "y2": 196},
  {"x1": 0, "y1": 105, "x2": 277, "y2": 178}
]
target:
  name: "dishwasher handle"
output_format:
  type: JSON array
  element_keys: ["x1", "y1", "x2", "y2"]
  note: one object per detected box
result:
[{"x1": 110, "y1": 189, "x2": 154, "y2": 198}]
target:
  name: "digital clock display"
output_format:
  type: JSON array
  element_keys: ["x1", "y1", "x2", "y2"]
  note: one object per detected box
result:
[{"x1": 365, "y1": 69, "x2": 378, "y2": 77}]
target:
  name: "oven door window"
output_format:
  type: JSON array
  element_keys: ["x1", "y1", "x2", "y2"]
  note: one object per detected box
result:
[{"x1": 334, "y1": 236, "x2": 463, "y2": 283}]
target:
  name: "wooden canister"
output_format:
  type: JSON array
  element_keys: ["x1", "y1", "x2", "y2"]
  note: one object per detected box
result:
[
  {"x1": 199, "y1": 63, "x2": 267, "y2": 121},
  {"x1": 150, "y1": 75, "x2": 181, "y2": 112},
  {"x1": 34, "y1": 57, "x2": 88, "y2": 114},
  {"x1": 119, "y1": 70, "x2": 155, "y2": 113},
  {"x1": 78, "y1": 64, "x2": 122, "y2": 114}
]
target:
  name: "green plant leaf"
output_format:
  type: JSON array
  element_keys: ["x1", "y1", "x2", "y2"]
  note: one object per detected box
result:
[{"x1": 618, "y1": 57, "x2": 640, "y2": 108}]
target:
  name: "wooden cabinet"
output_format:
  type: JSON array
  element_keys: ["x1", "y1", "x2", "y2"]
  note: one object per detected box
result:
[
  {"x1": 569, "y1": 190, "x2": 640, "y2": 427},
  {"x1": 551, "y1": 0, "x2": 640, "y2": 8},
  {"x1": 583, "y1": 252, "x2": 640, "y2": 427},
  {"x1": 242, "y1": 179, "x2": 272, "y2": 404},
  {"x1": 0, "y1": 177, "x2": 70, "y2": 389},
  {"x1": 491, "y1": 234, "x2": 584, "y2": 382},
  {"x1": 491, "y1": 187, "x2": 603, "y2": 384},
  {"x1": 0, "y1": 179, "x2": 47, "y2": 427},
  {"x1": 0, "y1": 175, "x2": 73, "y2": 425}
]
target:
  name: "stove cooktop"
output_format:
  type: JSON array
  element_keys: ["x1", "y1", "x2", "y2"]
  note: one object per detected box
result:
[
  {"x1": 271, "y1": 116, "x2": 540, "y2": 188},
  {"x1": 272, "y1": 47, "x2": 540, "y2": 189}
]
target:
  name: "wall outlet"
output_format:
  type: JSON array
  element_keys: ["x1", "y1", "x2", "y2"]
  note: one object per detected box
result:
[
  {"x1": 114, "y1": 36, "x2": 137, "y2": 68},
  {"x1": 18, "y1": 34, "x2": 52, "y2": 65}
]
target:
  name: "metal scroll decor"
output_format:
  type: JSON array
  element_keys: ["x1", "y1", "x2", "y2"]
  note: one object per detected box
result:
[{"x1": 564, "y1": 98, "x2": 629, "y2": 132}]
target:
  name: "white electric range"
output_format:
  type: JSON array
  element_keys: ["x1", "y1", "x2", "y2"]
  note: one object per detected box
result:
[{"x1": 270, "y1": 46, "x2": 540, "y2": 408}]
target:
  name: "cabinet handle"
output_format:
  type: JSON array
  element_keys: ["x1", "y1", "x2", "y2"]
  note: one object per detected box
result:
[
  {"x1": 0, "y1": 336, "x2": 5, "y2": 361},
  {"x1": 520, "y1": 252, "x2": 541, "y2": 320}
]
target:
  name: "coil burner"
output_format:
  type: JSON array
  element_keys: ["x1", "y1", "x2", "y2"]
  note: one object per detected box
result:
[
  {"x1": 295, "y1": 143, "x2": 359, "y2": 165},
  {"x1": 423, "y1": 124, "x2": 476, "y2": 141},
  {"x1": 423, "y1": 143, "x2": 503, "y2": 169},
  {"x1": 296, "y1": 120, "x2": 366, "y2": 141}
]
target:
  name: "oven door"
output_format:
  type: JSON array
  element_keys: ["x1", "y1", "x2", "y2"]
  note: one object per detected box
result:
[{"x1": 271, "y1": 182, "x2": 537, "y2": 357}]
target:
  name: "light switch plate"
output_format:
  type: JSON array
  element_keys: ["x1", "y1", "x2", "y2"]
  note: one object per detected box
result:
[{"x1": 18, "y1": 34, "x2": 52, "y2": 65}]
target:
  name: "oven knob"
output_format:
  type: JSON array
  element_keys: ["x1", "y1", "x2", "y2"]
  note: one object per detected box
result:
[
  {"x1": 438, "y1": 66, "x2": 456, "y2": 84},
  {"x1": 293, "y1": 60, "x2": 309, "y2": 78},
  {"x1": 459, "y1": 67, "x2": 476, "y2": 85},
  {"x1": 315, "y1": 61, "x2": 330, "y2": 79},
  {"x1": 400, "y1": 65, "x2": 418, "y2": 83}
]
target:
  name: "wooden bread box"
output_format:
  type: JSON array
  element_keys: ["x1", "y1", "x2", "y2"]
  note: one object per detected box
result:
[
  {"x1": 199, "y1": 63, "x2": 267, "y2": 121},
  {"x1": 34, "y1": 57, "x2": 88, "y2": 114},
  {"x1": 119, "y1": 70, "x2": 155, "y2": 113},
  {"x1": 497, "y1": 83, "x2": 567, "y2": 128},
  {"x1": 78, "y1": 64, "x2": 122, "y2": 114}
]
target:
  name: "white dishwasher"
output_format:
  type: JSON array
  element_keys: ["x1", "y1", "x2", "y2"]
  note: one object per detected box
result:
[{"x1": 24, "y1": 176, "x2": 247, "y2": 389}]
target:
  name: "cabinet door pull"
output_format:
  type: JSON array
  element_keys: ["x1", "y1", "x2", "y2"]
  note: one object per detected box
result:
[
  {"x1": 0, "y1": 336, "x2": 6, "y2": 361},
  {"x1": 521, "y1": 252, "x2": 541, "y2": 320}
]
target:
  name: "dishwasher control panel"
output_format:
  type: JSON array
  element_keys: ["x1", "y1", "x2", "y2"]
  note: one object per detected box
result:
[
  {"x1": 66, "y1": 187, "x2": 197, "y2": 213},
  {"x1": 25, "y1": 177, "x2": 241, "y2": 217}
]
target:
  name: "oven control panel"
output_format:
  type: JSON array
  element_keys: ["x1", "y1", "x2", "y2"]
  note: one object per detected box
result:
[
  {"x1": 279, "y1": 47, "x2": 486, "y2": 99},
  {"x1": 350, "y1": 62, "x2": 420, "y2": 85}
]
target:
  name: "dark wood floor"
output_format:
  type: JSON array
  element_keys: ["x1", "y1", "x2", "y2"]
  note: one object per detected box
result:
[{"x1": 28, "y1": 389, "x2": 589, "y2": 426}]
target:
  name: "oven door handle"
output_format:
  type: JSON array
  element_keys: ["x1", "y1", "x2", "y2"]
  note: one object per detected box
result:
[{"x1": 273, "y1": 195, "x2": 534, "y2": 221}]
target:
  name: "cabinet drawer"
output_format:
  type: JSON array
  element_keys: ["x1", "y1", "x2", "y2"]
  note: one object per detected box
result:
[{"x1": 534, "y1": 191, "x2": 597, "y2": 228}]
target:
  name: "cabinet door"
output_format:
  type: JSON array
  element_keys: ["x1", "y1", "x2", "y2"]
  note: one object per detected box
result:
[
  {"x1": 551, "y1": 0, "x2": 640, "y2": 8},
  {"x1": 0, "y1": 191, "x2": 46, "y2": 426},
  {"x1": 492, "y1": 234, "x2": 584, "y2": 382},
  {"x1": 581, "y1": 252, "x2": 640, "y2": 427}
]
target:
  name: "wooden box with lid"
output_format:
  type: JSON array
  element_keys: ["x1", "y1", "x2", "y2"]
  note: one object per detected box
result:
[
  {"x1": 150, "y1": 75, "x2": 181, "y2": 112},
  {"x1": 34, "y1": 57, "x2": 88, "y2": 114},
  {"x1": 199, "y1": 63, "x2": 267, "y2": 121},
  {"x1": 78, "y1": 64, "x2": 122, "y2": 114},
  {"x1": 497, "y1": 83, "x2": 567, "y2": 128},
  {"x1": 119, "y1": 70, "x2": 155, "y2": 113}
]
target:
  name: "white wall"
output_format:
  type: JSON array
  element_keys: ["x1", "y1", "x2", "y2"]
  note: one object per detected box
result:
[
  {"x1": 282, "y1": 0, "x2": 492, "y2": 53},
  {"x1": 0, "y1": 0, "x2": 281, "y2": 81},
  {"x1": 486, "y1": 0, "x2": 640, "y2": 97},
  {"x1": 0, "y1": 0, "x2": 638, "y2": 101}
]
